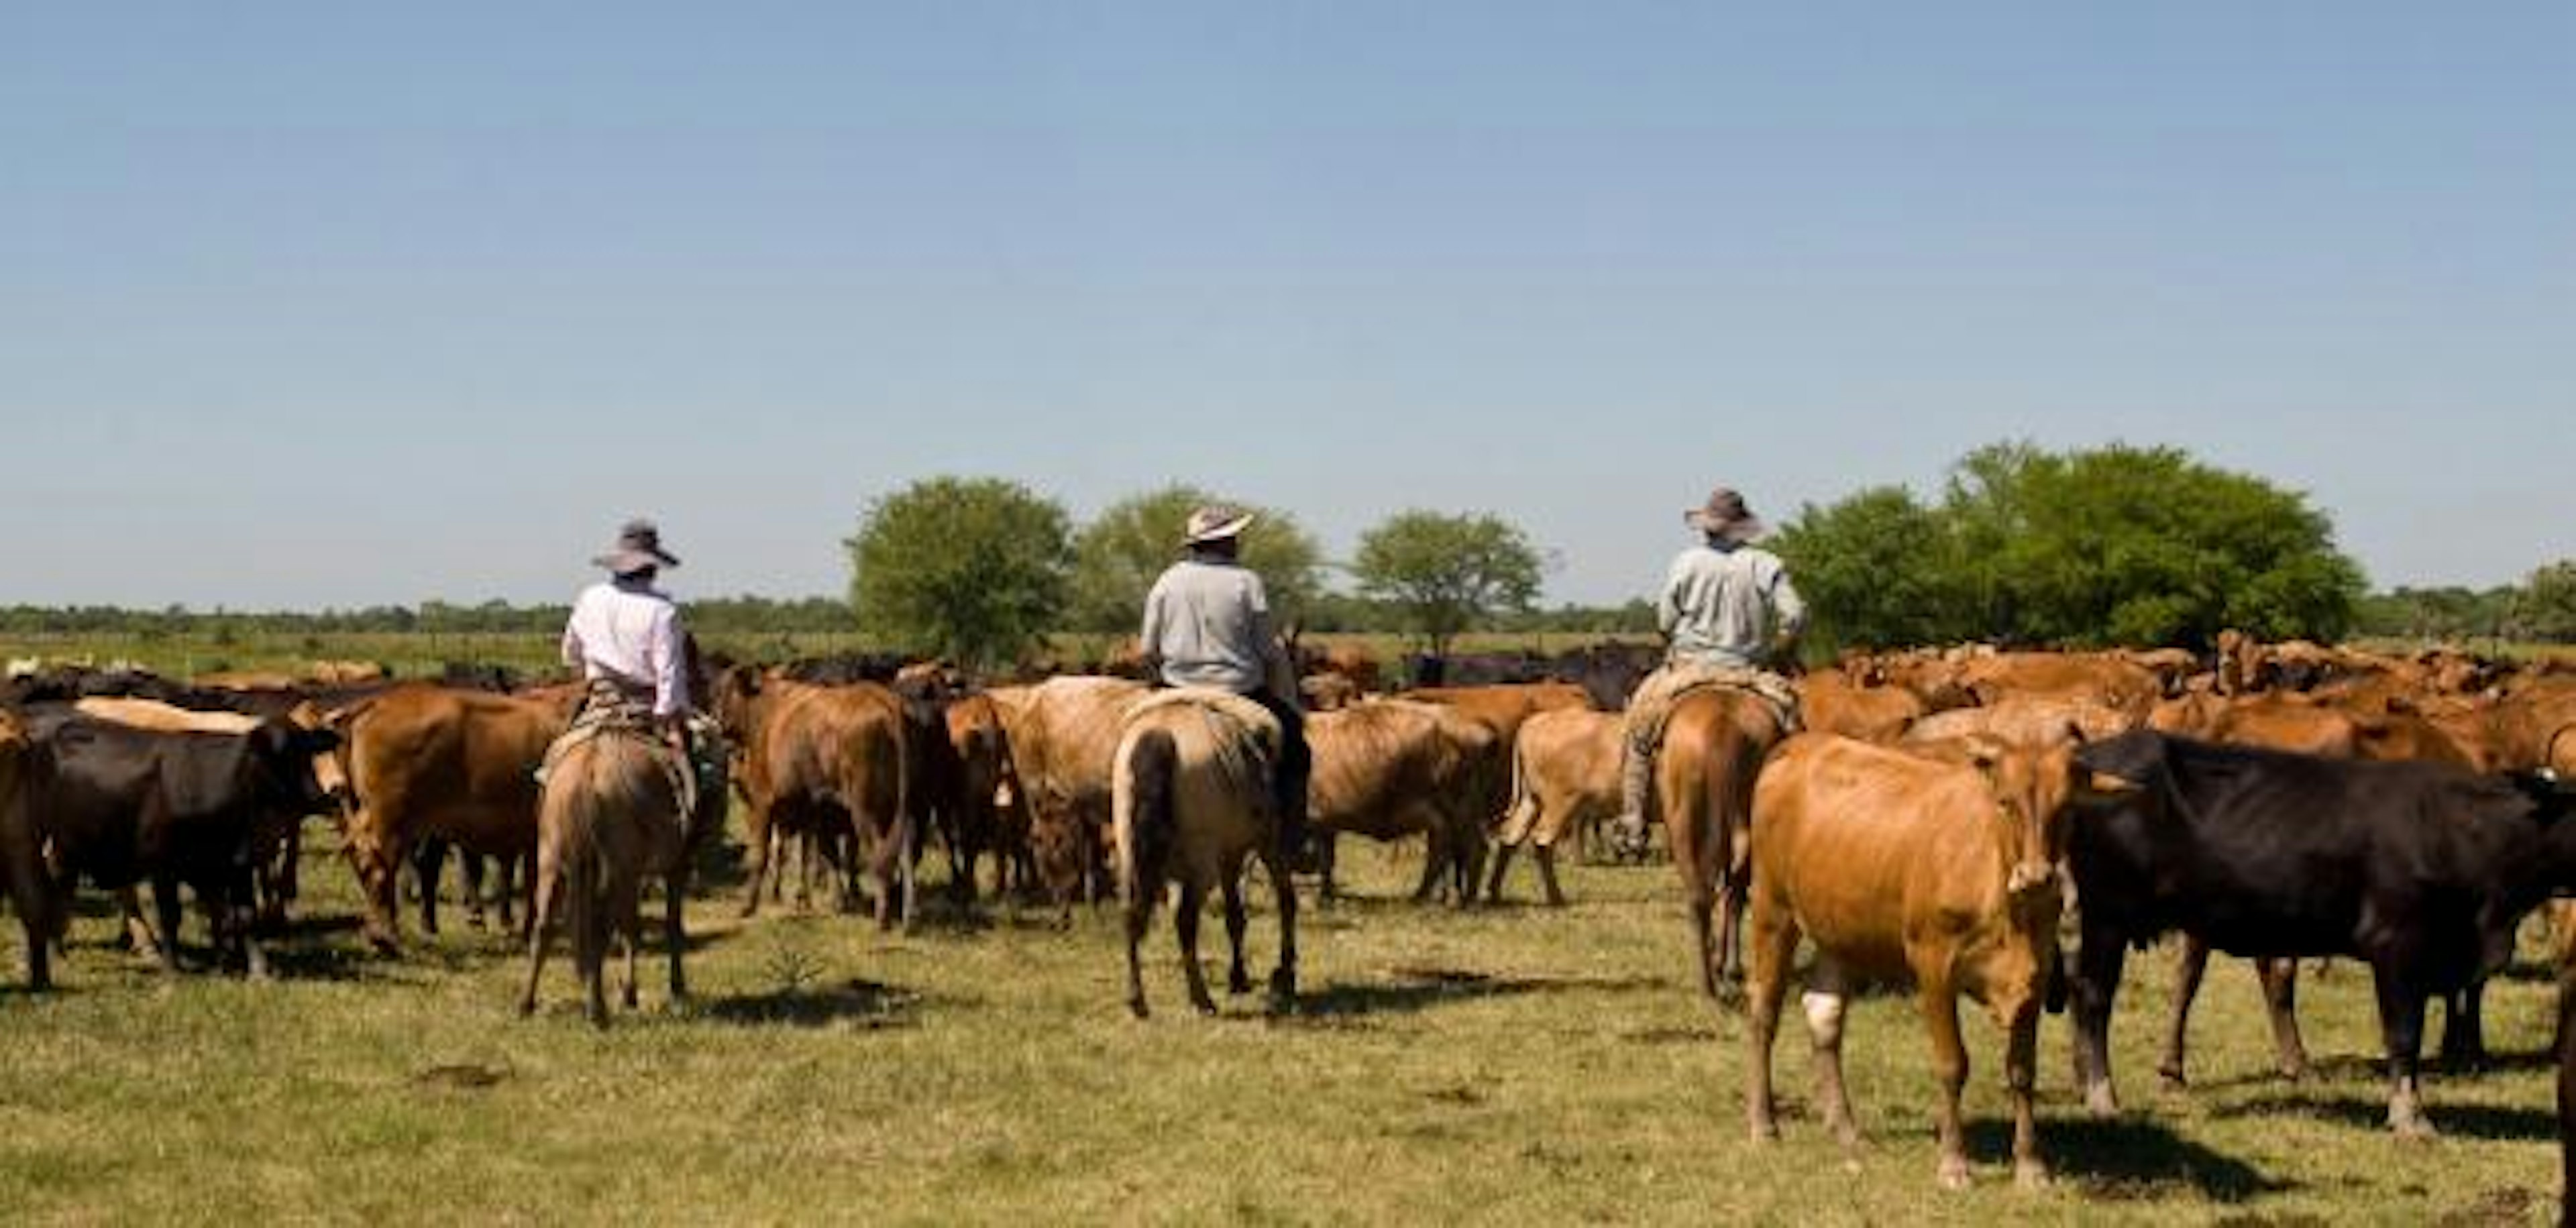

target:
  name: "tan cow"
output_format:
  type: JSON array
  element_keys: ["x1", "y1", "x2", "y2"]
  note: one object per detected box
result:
[
  {"x1": 1906, "y1": 695, "x2": 2136, "y2": 749},
  {"x1": 1746, "y1": 732, "x2": 2125, "y2": 1189},
  {"x1": 989, "y1": 675, "x2": 1148, "y2": 915},
  {"x1": 1486, "y1": 707, "x2": 1621, "y2": 905},
  {"x1": 339, "y1": 684, "x2": 564, "y2": 950},
  {"x1": 714, "y1": 669, "x2": 913, "y2": 928},
  {"x1": 1798, "y1": 672, "x2": 1926, "y2": 744},
  {"x1": 1304, "y1": 699, "x2": 1501, "y2": 905}
]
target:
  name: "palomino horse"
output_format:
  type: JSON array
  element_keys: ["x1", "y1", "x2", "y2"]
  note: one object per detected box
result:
[
  {"x1": 1658, "y1": 685, "x2": 1792, "y2": 1001},
  {"x1": 1112, "y1": 689, "x2": 1298, "y2": 1018},
  {"x1": 519, "y1": 720, "x2": 721, "y2": 1027}
]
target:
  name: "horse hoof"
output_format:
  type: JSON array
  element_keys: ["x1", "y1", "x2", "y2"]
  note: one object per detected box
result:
[
  {"x1": 1192, "y1": 998, "x2": 1218, "y2": 1017},
  {"x1": 1937, "y1": 1160, "x2": 1972, "y2": 1192},
  {"x1": 2015, "y1": 1162, "x2": 2051, "y2": 1191}
]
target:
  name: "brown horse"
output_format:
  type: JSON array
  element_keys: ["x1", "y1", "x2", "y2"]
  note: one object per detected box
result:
[
  {"x1": 1112, "y1": 689, "x2": 1297, "y2": 1019},
  {"x1": 1657, "y1": 687, "x2": 1790, "y2": 1000},
  {"x1": 519, "y1": 726, "x2": 718, "y2": 1026}
]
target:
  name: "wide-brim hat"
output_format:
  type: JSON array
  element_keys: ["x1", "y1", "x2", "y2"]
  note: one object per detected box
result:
[
  {"x1": 1683, "y1": 487, "x2": 1765, "y2": 543},
  {"x1": 1183, "y1": 504, "x2": 1255, "y2": 545},
  {"x1": 592, "y1": 518, "x2": 680, "y2": 573}
]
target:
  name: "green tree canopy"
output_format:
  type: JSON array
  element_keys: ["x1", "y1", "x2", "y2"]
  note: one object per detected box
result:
[
  {"x1": 845, "y1": 476, "x2": 1073, "y2": 669},
  {"x1": 1773, "y1": 442, "x2": 2365, "y2": 652},
  {"x1": 1351, "y1": 510, "x2": 1544, "y2": 656},
  {"x1": 1066, "y1": 484, "x2": 1323, "y2": 634},
  {"x1": 2518, "y1": 560, "x2": 2576, "y2": 643}
]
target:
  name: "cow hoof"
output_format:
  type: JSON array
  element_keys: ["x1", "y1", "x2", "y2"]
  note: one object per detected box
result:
[
  {"x1": 1126, "y1": 997, "x2": 1150, "y2": 1021},
  {"x1": 2155, "y1": 1070, "x2": 2188, "y2": 1095},
  {"x1": 1228, "y1": 971, "x2": 1254, "y2": 995},
  {"x1": 2015, "y1": 1161, "x2": 2051, "y2": 1191},
  {"x1": 516, "y1": 997, "x2": 537, "y2": 1019},
  {"x1": 1937, "y1": 1159, "x2": 1972, "y2": 1192},
  {"x1": 2391, "y1": 1115, "x2": 2438, "y2": 1142},
  {"x1": 1191, "y1": 997, "x2": 1218, "y2": 1017}
]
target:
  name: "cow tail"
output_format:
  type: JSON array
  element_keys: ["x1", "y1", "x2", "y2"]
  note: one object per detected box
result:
[
  {"x1": 1114, "y1": 725, "x2": 1177, "y2": 913},
  {"x1": 1501, "y1": 728, "x2": 1536, "y2": 838}
]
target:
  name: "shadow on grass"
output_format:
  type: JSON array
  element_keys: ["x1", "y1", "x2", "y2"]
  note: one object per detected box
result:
[
  {"x1": 700, "y1": 976, "x2": 924, "y2": 1029},
  {"x1": 2210, "y1": 1092, "x2": 2557, "y2": 1143},
  {"x1": 1962, "y1": 1115, "x2": 2294, "y2": 1204},
  {"x1": 1290, "y1": 965, "x2": 1670, "y2": 1019}
]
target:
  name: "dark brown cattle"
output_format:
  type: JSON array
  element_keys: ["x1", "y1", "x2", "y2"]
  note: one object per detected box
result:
[
  {"x1": 0, "y1": 711, "x2": 56, "y2": 989},
  {"x1": 1487, "y1": 707, "x2": 1621, "y2": 904},
  {"x1": 943, "y1": 693, "x2": 1030, "y2": 900},
  {"x1": 1304, "y1": 700, "x2": 1500, "y2": 905},
  {"x1": 340, "y1": 684, "x2": 564, "y2": 950},
  {"x1": 1658, "y1": 686, "x2": 1792, "y2": 999},
  {"x1": 715, "y1": 669, "x2": 913, "y2": 928},
  {"x1": 1747, "y1": 732, "x2": 2119, "y2": 1188}
]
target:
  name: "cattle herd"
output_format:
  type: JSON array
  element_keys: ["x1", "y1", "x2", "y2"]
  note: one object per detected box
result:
[{"x1": 3, "y1": 631, "x2": 2575, "y2": 1204}]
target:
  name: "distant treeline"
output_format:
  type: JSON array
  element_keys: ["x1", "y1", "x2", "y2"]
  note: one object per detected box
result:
[{"x1": 0, "y1": 593, "x2": 1656, "y2": 642}]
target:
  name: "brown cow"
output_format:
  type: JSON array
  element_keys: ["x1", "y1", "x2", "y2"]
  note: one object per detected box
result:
[
  {"x1": 1957, "y1": 651, "x2": 2161, "y2": 719},
  {"x1": 1659, "y1": 686, "x2": 1792, "y2": 999},
  {"x1": 943, "y1": 693, "x2": 1030, "y2": 900},
  {"x1": 1906, "y1": 695, "x2": 2135, "y2": 749},
  {"x1": 715, "y1": 669, "x2": 913, "y2": 928},
  {"x1": 987, "y1": 675, "x2": 1146, "y2": 915},
  {"x1": 1486, "y1": 707, "x2": 1621, "y2": 904},
  {"x1": 1304, "y1": 699, "x2": 1501, "y2": 905},
  {"x1": 1746, "y1": 732, "x2": 2124, "y2": 1189},
  {"x1": 1798, "y1": 672, "x2": 1926, "y2": 745},
  {"x1": 341, "y1": 684, "x2": 565, "y2": 951}
]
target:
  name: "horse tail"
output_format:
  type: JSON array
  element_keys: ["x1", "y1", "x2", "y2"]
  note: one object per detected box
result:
[
  {"x1": 1114, "y1": 722, "x2": 1177, "y2": 914},
  {"x1": 541, "y1": 740, "x2": 612, "y2": 1001}
]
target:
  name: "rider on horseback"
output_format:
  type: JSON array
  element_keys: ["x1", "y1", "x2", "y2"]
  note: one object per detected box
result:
[
  {"x1": 1609, "y1": 487, "x2": 1807, "y2": 856},
  {"x1": 555, "y1": 519, "x2": 703, "y2": 805},
  {"x1": 1137, "y1": 504, "x2": 1311, "y2": 860}
]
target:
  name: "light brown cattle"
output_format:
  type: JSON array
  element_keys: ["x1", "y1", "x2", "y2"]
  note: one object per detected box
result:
[
  {"x1": 1905, "y1": 695, "x2": 2135, "y2": 749},
  {"x1": 989, "y1": 675, "x2": 1148, "y2": 913},
  {"x1": 1305, "y1": 699, "x2": 1501, "y2": 905},
  {"x1": 1957, "y1": 651, "x2": 2161, "y2": 718},
  {"x1": 1797, "y1": 673, "x2": 1926, "y2": 745},
  {"x1": 714, "y1": 669, "x2": 913, "y2": 928},
  {"x1": 1486, "y1": 707, "x2": 1621, "y2": 905},
  {"x1": 340, "y1": 684, "x2": 564, "y2": 950},
  {"x1": 1746, "y1": 732, "x2": 2121, "y2": 1189}
]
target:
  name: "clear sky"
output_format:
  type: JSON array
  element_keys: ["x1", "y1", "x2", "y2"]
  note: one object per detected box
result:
[{"x1": 4, "y1": 3, "x2": 2567, "y2": 610}]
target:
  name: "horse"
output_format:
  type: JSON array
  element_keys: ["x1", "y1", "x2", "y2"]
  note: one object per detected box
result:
[
  {"x1": 1658, "y1": 683, "x2": 1794, "y2": 1000},
  {"x1": 519, "y1": 714, "x2": 722, "y2": 1027},
  {"x1": 1111, "y1": 689, "x2": 1298, "y2": 1019}
]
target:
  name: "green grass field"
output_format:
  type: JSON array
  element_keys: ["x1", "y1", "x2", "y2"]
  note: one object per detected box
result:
[{"x1": 0, "y1": 818, "x2": 2562, "y2": 1225}]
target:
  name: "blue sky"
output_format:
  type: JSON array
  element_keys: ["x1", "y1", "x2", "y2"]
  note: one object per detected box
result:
[{"x1": 3, "y1": 3, "x2": 2567, "y2": 610}]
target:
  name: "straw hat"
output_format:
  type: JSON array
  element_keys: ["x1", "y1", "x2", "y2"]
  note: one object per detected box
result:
[{"x1": 1183, "y1": 504, "x2": 1255, "y2": 545}]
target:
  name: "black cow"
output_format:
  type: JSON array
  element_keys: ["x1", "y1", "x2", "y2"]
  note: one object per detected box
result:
[
  {"x1": 23, "y1": 710, "x2": 339, "y2": 979},
  {"x1": 2065, "y1": 729, "x2": 2576, "y2": 1136}
]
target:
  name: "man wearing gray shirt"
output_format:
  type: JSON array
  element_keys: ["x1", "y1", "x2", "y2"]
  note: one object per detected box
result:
[
  {"x1": 1138, "y1": 504, "x2": 1311, "y2": 857},
  {"x1": 1611, "y1": 487, "x2": 1807, "y2": 854}
]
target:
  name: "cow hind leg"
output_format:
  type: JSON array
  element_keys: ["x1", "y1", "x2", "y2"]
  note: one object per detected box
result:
[
  {"x1": 1743, "y1": 891, "x2": 1798, "y2": 1142},
  {"x1": 1483, "y1": 842, "x2": 1516, "y2": 903},
  {"x1": 2158, "y1": 934, "x2": 2213, "y2": 1090},
  {"x1": 2438, "y1": 981, "x2": 2489, "y2": 1072},
  {"x1": 2072, "y1": 933, "x2": 2129, "y2": 1118},
  {"x1": 150, "y1": 875, "x2": 185, "y2": 974},
  {"x1": 1536, "y1": 844, "x2": 1568, "y2": 908},
  {"x1": 2261, "y1": 956, "x2": 2312, "y2": 1079}
]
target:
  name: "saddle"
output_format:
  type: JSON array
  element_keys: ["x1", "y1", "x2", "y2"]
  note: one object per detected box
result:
[
  {"x1": 1627, "y1": 662, "x2": 1803, "y2": 749},
  {"x1": 537, "y1": 678, "x2": 704, "y2": 827},
  {"x1": 1123, "y1": 688, "x2": 1283, "y2": 817}
]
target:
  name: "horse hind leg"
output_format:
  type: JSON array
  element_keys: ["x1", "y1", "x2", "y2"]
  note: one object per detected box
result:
[
  {"x1": 1221, "y1": 872, "x2": 1252, "y2": 995},
  {"x1": 1176, "y1": 883, "x2": 1218, "y2": 1015},
  {"x1": 517, "y1": 847, "x2": 563, "y2": 1017}
]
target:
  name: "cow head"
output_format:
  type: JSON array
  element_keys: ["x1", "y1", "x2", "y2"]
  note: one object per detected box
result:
[
  {"x1": 1967, "y1": 728, "x2": 2140, "y2": 913},
  {"x1": 248, "y1": 718, "x2": 343, "y2": 816}
]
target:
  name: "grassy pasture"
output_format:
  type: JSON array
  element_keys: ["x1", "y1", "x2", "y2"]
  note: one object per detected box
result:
[{"x1": 0, "y1": 820, "x2": 2563, "y2": 1225}]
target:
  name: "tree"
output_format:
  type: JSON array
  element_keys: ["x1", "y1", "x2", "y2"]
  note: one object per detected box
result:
[
  {"x1": 1066, "y1": 485, "x2": 1323, "y2": 634},
  {"x1": 1775, "y1": 441, "x2": 2365, "y2": 651},
  {"x1": 2520, "y1": 560, "x2": 2576, "y2": 643},
  {"x1": 1350, "y1": 510, "x2": 1544, "y2": 656},
  {"x1": 1769, "y1": 486, "x2": 1967, "y2": 653},
  {"x1": 845, "y1": 476, "x2": 1073, "y2": 669}
]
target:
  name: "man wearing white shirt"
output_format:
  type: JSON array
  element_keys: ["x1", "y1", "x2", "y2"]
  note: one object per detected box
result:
[{"x1": 561, "y1": 518, "x2": 692, "y2": 755}]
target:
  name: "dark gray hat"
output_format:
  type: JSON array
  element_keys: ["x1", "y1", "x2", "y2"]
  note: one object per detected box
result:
[
  {"x1": 592, "y1": 518, "x2": 680, "y2": 573},
  {"x1": 1683, "y1": 488, "x2": 1765, "y2": 544}
]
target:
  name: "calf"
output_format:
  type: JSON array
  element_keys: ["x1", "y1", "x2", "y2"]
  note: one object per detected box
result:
[
  {"x1": 2066, "y1": 730, "x2": 2576, "y2": 1135},
  {"x1": 1746, "y1": 732, "x2": 2116, "y2": 1189}
]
